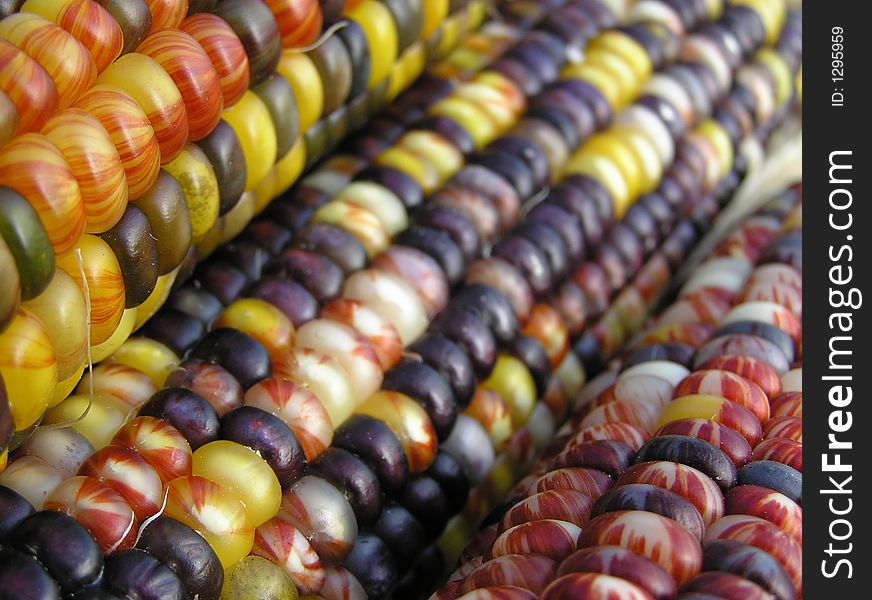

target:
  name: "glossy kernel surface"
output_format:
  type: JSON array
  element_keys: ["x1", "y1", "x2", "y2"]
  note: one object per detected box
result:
[{"x1": 192, "y1": 439, "x2": 282, "y2": 527}]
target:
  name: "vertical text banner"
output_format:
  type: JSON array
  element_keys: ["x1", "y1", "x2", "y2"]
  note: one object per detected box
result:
[{"x1": 805, "y1": 1, "x2": 871, "y2": 596}]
